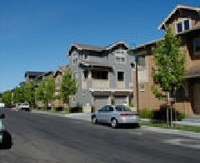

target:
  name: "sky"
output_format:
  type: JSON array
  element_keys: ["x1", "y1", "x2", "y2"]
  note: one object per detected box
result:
[{"x1": 0, "y1": 0, "x2": 199, "y2": 92}]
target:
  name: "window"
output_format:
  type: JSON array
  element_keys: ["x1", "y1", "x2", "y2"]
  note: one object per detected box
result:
[
  {"x1": 84, "y1": 52, "x2": 89, "y2": 59},
  {"x1": 184, "y1": 19, "x2": 190, "y2": 30},
  {"x1": 92, "y1": 71, "x2": 108, "y2": 79},
  {"x1": 72, "y1": 51, "x2": 78, "y2": 65},
  {"x1": 83, "y1": 71, "x2": 88, "y2": 79},
  {"x1": 139, "y1": 84, "x2": 145, "y2": 91},
  {"x1": 115, "y1": 50, "x2": 126, "y2": 63},
  {"x1": 194, "y1": 38, "x2": 200, "y2": 55},
  {"x1": 177, "y1": 22, "x2": 183, "y2": 33},
  {"x1": 72, "y1": 58, "x2": 78, "y2": 65},
  {"x1": 137, "y1": 55, "x2": 146, "y2": 67},
  {"x1": 117, "y1": 71, "x2": 124, "y2": 81},
  {"x1": 176, "y1": 18, "x2": 191, "y2": 34},
  {"x1": 70, "y1": 96, "x2": 76, "y2": 102}
]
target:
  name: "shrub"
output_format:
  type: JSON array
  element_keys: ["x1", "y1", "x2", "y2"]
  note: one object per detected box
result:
[
  {"x1": 139, "y1": 109, "x2": 153, "y2": 119},
  {"x1": 70, "y1": 107, "x2": 82, "y2": 113},
  {"x1": 152, "y1": 105, "x2": 185, "y2": 122},
  {"x1": 54, "y1": 107, "x2": 64, "y2": 112},
  {"x1": 139, "y1": 107, "x2": 185, "y2": 121},
  {"x1": 176, "y1": 111, "x2": 185, "y2": 121}
]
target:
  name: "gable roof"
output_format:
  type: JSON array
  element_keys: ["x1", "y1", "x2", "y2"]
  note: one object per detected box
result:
[
  {"x1": 72, "y1": 43, "x2": 104, "y2": 51},
  {"x1": 67, "y1": 41, "x2": 128, "y2": 56},
  {"x1": 54, "y1": 65, "x2": 69, "y2": 76},
  {"x1": 159, "y1": 4, "x2": 200, "y2": 30},
  {"x1": 104, "y1": 41, "x2": 129, "y2": 50}
]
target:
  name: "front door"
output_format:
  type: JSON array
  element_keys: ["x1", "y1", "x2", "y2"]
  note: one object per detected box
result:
[{"x1": 193, "y1": 82, "x2": 200, "y2": 114}]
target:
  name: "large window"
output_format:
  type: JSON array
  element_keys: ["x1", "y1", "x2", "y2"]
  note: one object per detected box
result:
[
  {"x1": 92, "y1": 71, "x2": 108, "y2": 79},
  {"x1": 176, "y1": 18, "x2": 191, "y2": 34},
  {"x1": 117, "y1": 71, "x2": 124, "y2": 81},
  {"x1": 194, "y1": 38, "x2": 200, "y2": 55}
]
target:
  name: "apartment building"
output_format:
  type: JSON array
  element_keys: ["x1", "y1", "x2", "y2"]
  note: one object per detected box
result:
[
  {"x1": 67, "y1": 42, "x2": 133, "y2": 112},
  {"x1": 132, "y1": 5, "x2": 200, "y2": 115}
]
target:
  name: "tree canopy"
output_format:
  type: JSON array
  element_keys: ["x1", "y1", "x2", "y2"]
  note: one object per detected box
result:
[
  {"x1": 61, "y1": 69, "x2": 77, "y2": 103},
  {"x1": 152, "y1": 27, "x2": 186, "y2": 99}
]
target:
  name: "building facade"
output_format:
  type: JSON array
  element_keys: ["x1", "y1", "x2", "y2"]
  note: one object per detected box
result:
[
  {"x1": 132, "y1": 5, "x2": 200, "y2": 115},
  {"x1": 67, "y1": 42, "x2": 134, "y2": 112}
]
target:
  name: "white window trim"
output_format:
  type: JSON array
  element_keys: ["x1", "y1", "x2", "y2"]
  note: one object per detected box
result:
[
  {"x1": 193, "y1": 38, "x2": 200, "y2": 56},
  {"x1": 175, "y1": 18, "x2": 191, "y2": 34}
]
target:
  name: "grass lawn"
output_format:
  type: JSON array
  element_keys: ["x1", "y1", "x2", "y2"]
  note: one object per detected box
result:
[{"x1": 141, "y1": 121, "x2": 200, "y2": 133}]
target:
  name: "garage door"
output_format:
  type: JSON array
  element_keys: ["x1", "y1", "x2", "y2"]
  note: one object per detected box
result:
[
  {"x1": 114, "y1": 96, "x2": 127, "y2": 105},
  {"x1": 94, "y1": 96, "x2": 109, "y2": 110}
]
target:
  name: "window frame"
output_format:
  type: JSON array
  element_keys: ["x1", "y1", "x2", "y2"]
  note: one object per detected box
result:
[{"x1": 175, "y1": 18, "x2": 191, "y2": 34}]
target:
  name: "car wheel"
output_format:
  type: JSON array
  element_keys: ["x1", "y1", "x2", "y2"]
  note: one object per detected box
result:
[
  {"x1": 92, "y1": 116, "x2": 97, "y2": 124},
  {"x1": 111, "y1": 118, "x2": 118, "y2": 128}
]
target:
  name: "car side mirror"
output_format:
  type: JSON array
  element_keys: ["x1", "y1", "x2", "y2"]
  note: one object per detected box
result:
[{"x1": 0, "y1": 114, "x2": 5, "y2": 119}]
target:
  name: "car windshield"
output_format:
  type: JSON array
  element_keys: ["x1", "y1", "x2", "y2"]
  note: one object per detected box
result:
[{"x1": 115, "y1": 105, "x2": 131, "y2": 112}]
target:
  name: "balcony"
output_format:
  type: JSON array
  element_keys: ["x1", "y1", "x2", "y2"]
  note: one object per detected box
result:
[
  {"x1": 117, "y1": 81, "x2": 125, "y2": 88},
  {"x1": 91, "y1": 79, "x2": 109, "y2": 88}
]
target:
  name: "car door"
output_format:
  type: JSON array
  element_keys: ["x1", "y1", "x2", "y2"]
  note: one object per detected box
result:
[
  {"x1": 103, "y1": 106, "x2": 114, "y2": 123},
  {"x1": 96, "y1": 107, "x2": 105, "y2": 123}
]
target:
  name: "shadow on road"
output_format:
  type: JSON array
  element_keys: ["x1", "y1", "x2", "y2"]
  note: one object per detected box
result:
[
  {"x1": 95, "y1": 123, "x2": 140, "y2": 129},
  {"x1": 0, "y1": 130, "x2": 13, "y2": 150}
]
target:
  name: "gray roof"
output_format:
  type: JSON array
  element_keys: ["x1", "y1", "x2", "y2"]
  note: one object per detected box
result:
[
  {"x1": 72, "y1": 43, "x2": 104, "y2": 51},
  {"x1": 25, "y1": 71, "x2": 45, "y2": 77},
  {"x1": 67, "y1": 41, "x2": 128, "y2": 56}
]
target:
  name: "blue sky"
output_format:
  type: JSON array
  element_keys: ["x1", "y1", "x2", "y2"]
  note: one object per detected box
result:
[{"x1": 0, "y1": 0, "x2": 199, "y2": 92}]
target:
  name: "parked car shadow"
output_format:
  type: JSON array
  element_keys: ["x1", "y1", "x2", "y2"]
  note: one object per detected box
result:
[
  {"x1": 117, "y1": 123, "x2": 141, "y2": 129},
  {"x1": 0, "y1": 130, "x2": 13, "y2": 150},
  {"x1": 96, "y1": 123, "x2": 140, "y2": 129}
]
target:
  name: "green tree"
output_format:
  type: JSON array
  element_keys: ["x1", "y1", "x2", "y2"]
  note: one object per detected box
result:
[
  {"x1": 35, "y1": 75, "x2": 55, "y2": 109},
  {"x1": 2, "y1": 90, "x2": 12, "y2": 107},
  {"x1": 23, "y1": 81, "x2": 36, "y2": 108},
  {"x1": 45, "y1": 75, "x2": 56, "y2": 108},
  {"x1": 13, "y1": 86, "x2": 25, "y2": 104},
  {"x1": 152, "y1": 27, "x2": 186, "y2": 125},
  {"x1": 152, "y1": 27, "x2": 186, "y2": 98},
  {"x1": 61, "y1": 69, "x2": 77, "y2": 106},
  {"x1": 35, "y1": 79, "x2": 46, "y2": 108},
  {"x1": 12, "y1": 81, "x2": 36, "y2": 108}
]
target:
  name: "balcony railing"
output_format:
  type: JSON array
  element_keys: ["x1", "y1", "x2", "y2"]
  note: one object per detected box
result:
[
  {"x1": 117, "y1": 81, "x2": 125, "y2": 88},
  {"x1": 92, "y1": 79, "x2": 109, "y2": 88}
]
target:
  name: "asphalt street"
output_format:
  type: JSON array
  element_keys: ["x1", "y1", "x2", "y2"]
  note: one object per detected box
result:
[{"x1": 0, "y1": 109, "x2": 200, "y2": 163}]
